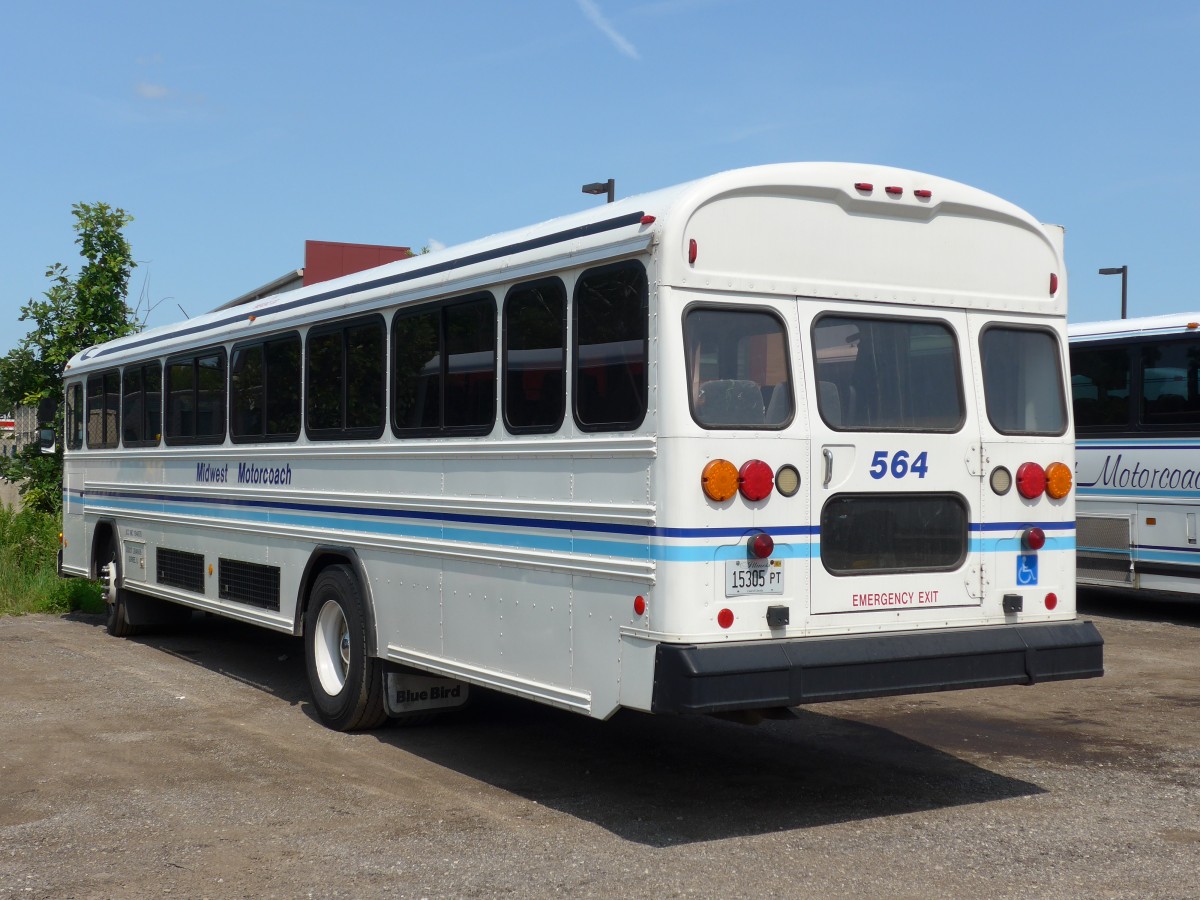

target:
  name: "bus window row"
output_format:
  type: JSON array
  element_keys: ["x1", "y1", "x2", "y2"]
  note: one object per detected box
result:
[
  {"x1": 66, "y1": 260, "x2": 649, "y2": 450},
  {"x1": 683, "y1": 311, "x2": 1066, "y2": 437},
  {"x1": 1072, "y1": 337, "x2": 1200, "y2": 431},
  {"x1": 67, "y1": 293, "x2": 1068, "y2": 451}
]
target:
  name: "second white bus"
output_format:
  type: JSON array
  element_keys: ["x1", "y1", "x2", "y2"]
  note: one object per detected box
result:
[
  {"x1": 58, "y1": 162, "x2": 1103, "y2": 730},
  {"x1": 1071, "y1": 313, "x2": 1200, "y2": 595}
]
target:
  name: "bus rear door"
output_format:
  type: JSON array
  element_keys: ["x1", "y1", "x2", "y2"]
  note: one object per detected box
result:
[{"x1": 805, "y1": 308, "x2": 984, "y2": 620}]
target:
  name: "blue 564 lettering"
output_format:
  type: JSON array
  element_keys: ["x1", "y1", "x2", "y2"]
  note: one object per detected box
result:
[{"x1": 869, "y1": 449, "x2": 929, "y2": 479}]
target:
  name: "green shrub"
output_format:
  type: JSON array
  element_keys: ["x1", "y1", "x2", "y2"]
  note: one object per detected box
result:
[{"x1": 0, "y1": 504, "x2": 101, "y2": 616}]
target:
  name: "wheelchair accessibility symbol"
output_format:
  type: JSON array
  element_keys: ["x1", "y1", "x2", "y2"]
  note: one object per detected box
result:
[{"x1": 1017, "y1": 554, "x2": 1039, "y2": 586}]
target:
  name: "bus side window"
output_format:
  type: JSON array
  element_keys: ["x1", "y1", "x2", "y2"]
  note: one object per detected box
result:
[
  {"x1": 574, "y1": 261, "x2": 648, "y2": 432},
  {"x1": 504, "y1": 279, "x2": 566, "y2": 434}
]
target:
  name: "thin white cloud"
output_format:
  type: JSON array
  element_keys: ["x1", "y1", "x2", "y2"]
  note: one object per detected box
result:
[
  {"x1": 426, "y1": 238, "x2": 446, "y2": 252},
  {"x1": 135, "y1": 82, "x2": 171, "y2": 100},
  {"x1": 576, "y1": 0, "x2": 640, "y2": 60}
]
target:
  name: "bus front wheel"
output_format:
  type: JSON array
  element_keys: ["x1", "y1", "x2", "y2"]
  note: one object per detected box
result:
[{"x1": 303, "y1": 565, "x2": 388, "y2": 731}]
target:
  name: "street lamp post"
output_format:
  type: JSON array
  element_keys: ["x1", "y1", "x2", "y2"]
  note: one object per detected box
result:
[
  {"x1": 1098, "y1": 265, "x2": 1128, "y2": 319},
  {"x1": 582, "y1": 179, "x2": 615, "y2": 203}
]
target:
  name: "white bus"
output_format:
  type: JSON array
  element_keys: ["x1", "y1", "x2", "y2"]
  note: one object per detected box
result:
[
  {"x1": 57, "y1": 162, "x2": 1103, "y2": 731},
  {"x1": 1070, "y1": 313, "x2": 1200, "y2": 595}
]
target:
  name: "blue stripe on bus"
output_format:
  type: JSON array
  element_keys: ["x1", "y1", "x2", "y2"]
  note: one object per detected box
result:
[
  {"x1": 79, "y1": 487, "x2": 824, "y2": 538},
  {"x1": 1077, "y1": 440, "x2": 1200, "y2": 449},
  {"x1": 73, "y1": 487, "x2": 1073, "y2": 541},
  {"x1": 71, "y1": 490, "x2": 1073, "y2": 561},
  {"x1": 1080, "y1": 489, "x2": 1200, "y2": 504}
]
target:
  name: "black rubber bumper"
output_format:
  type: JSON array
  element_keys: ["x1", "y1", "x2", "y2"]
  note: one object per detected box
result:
[{"x1": 651, "y1": 620, "x2": 1104, "y2": 715}]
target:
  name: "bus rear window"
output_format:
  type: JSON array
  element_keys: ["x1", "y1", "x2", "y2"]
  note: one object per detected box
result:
[
  {"x1": 685, "y1": 307, "x2": 792, "y2": 428},
  {"x1": 813, "y1": 316, "x2": 963, "y2": 431},
  {"x1": 981, "y1": 327, "x2": 1067, "y2": 436},
  {"x1": 821, "y1": 493, "x2": 968, "y2": 574}
]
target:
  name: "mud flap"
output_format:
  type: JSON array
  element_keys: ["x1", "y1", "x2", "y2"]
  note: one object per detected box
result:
[{"x1": 384, "y1": 670, "x2": 470, "y2": 716}]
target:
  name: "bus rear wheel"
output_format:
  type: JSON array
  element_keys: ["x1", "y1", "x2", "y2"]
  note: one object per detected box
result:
[{"x1": 303, "y1": 565, "x2": 388, "y2": 731}]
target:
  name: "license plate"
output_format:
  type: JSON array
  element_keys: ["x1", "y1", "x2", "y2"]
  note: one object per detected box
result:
[{"x1": 725, "y1": 558, "x2": 784, "y2": 596}]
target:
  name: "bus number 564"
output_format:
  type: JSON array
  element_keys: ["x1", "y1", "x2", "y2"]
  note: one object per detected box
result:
[{"x1": 869, "y1": 450, "x2": 929, "y2": 480}]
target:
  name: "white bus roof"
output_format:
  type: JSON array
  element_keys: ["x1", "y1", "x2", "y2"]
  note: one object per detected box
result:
[
  {"x1": 1069, "y1": 313, "x2": 1200, "y2": 341},
  {"x1": 68, "y1": 162, "x2": 1062, "y2": 374}
]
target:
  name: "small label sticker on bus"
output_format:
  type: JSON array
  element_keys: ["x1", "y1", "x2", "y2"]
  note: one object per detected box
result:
[{"x1": 725, "y1": 558, "x2": 784, "y2": 596}]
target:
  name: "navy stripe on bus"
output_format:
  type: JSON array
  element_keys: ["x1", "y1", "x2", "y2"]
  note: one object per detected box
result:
[
  {"x1": 971, "y1": 521, "x2": 1074, "y2": 533},
  {"x1": 87, "y1": 210, "x2": 648, "y2": 361},
  {"x1": 1078, "y1": 441, "x2": 1200, "y2": 450},
  {"x1": 1137, "y1": 542, "x2": 1200, "y2": 555},
  {"x1": 78, "y1": 488, "x2": 818, "y2": 539},
  {"x1": 71, "y1": 487, "x2": 1071, "y2": 539}
]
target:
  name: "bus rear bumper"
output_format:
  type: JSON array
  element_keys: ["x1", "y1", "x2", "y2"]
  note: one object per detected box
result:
[{"x1": 650, "y1": 620, "x2": 1104, "y2": 715}]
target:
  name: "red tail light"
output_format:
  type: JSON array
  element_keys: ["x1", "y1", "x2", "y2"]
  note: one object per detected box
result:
[
  {"x1": 748, "y1": 532, "x2": 774, "y2": 559},
  {"x1": 1022, "y1": 527, "x2": 1046, "y2": 551},
  {"x1": 738, "y1": 459, "x2": 774, "y2": 501},
  {"x1": 1016, "y1": 462, "x2": 1047, "y2": 499}
]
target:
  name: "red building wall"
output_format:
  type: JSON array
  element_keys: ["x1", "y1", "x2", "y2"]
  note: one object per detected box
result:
[{"x1": 303, "y1": 240, "x2": 412, "y2": 286}]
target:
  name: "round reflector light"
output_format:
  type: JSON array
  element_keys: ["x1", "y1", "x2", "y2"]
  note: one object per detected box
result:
[
  {"x1": 748, "y1": 532, "x2": 774, "y2": 559},
  {"x1": 1016, "y1": 462, "x2": 1047, "y2": 500},
  {"x1": 1045, "y1": 461, "x2": 1073, "y2": 499},
  {"x1": 633, "y1": 595, "x2": 646, "y2": 616},
  {"x1": 1045, "y1": 592, "x2": 1058, "y2": 610},
  {"x1": 990, "y1": 466, "x2": 1012, "y2": 496},
  {"x1": 702, "y1": 459, "x2": 739, "y2": 502},
  {"x1": 717, "y1": 608, "x2": 734, "y2": 629},
  {"x1": 739, "y1": 459, "x2": 774, "y2": 501},
  {"x1": 775, "y1": 464, "x2": 801, "y2": 497},
  {"x1": 1022, "y1": 527, "x2": 1046, "y2": 551}
]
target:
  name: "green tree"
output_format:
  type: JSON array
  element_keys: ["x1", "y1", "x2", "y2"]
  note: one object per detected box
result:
[{"x1": 0, "y1": 202, "x2": 137, "y2": 512}]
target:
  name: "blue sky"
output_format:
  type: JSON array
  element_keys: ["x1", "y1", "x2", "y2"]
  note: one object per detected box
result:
[{"x1": 1, "y1": 1, "x2": 1197, "y2": 358}]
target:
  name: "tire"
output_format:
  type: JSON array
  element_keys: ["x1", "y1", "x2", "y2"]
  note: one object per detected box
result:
[
  {"x1": 303, "y1": 565, "x2": 388, "y2": 731},
  {"x1": 99, "y1": 538, "x2": 137, "y2": 638}
]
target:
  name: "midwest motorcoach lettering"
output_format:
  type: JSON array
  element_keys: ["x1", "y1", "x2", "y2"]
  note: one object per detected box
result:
[
  {"x1": 195, "y1": 463, "x2": 228, "y2": 483},
  {"x1": 237, "y1": 462, "x2": 293, "y2": 486},
  {"x1": 195, "y1": 462, "x2": 293, "y2": 485},
  {"x1": 1080, "y1": 453, "x2": 1200, "y2": 493}
]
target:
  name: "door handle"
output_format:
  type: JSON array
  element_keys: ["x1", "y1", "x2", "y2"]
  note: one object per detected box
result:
[{"x1": 823, "y1": 448, "x2": 833, "y2": 488}]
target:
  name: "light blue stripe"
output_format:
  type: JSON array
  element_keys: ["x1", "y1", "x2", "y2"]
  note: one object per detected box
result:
[
  {"x1": 1077, "y1": 487, "x2": 1200, "y2": 500},
  {"x1": 1135, "y1": 548, "x2": 1200, "y2": 565},
  {"x1": 82, "y1": 494, "x2": 1070, "y2": 563},
  {"x1": 84, "y1": 494, "x2": 818, "y2": 563}
]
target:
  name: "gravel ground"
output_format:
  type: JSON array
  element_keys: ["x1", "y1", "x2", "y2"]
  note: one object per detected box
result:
[{"x1": 1, "y1": 591, "x2": 1197, "y2": 899}]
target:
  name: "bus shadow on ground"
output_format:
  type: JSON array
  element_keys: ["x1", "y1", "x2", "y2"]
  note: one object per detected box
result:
[
  {"x1": 84, "y1": 611, "x2": 1044, "y2": 848},
  {"x1": 380, "y1": 692, "x2": 1043, "y2": 847},
  {"x1": 1079, "y1": 587, "x2": 1200, "y2": 628}
]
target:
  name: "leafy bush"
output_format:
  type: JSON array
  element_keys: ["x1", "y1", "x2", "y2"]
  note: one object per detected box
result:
[{"x1": 0, "y1": 504, "x2": 102, "y2": 616}]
